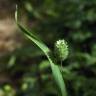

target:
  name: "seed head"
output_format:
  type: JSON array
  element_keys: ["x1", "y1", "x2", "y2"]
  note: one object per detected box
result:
[{"x1": 54, "y1": 39, "x2": 69, "y2": 61}]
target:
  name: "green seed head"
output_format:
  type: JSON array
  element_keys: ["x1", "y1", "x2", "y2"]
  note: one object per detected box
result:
[{"x1": 54, "y1": 39, "x2": 69, "y2": 61}]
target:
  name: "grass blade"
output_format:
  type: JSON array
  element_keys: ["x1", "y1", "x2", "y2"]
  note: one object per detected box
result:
[{"x1": 15, "y1": 5, "x2": 67, "y2": 96}]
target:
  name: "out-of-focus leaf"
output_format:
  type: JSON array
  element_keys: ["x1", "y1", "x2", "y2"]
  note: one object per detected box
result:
[{"x1": 39, "y1": 60, "x2": 50, "y2": 70}]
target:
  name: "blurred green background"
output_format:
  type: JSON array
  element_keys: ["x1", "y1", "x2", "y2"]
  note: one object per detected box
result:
[{"x1": 0, "y1": 0, "x2": 96, "y2": 96}]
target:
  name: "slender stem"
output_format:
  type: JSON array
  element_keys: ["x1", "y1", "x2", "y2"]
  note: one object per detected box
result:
[{"x1": 61, "y1": 60, "x2": 63, "y2": 68}]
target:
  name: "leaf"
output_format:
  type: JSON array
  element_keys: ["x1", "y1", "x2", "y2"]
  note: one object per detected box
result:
[
  {"x1": 51, "y1": 64, "x2": 67, "y2": 96},
  {"x1": 15, "y1": 5, "x2": 67, "y2": 96},
  {"x1": 8, "y1": 55, "x2": 16, "y2": 68}
]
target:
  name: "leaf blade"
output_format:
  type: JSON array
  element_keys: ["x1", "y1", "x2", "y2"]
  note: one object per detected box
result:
[{"x1": 15, "y1": 5, "x2": 67, "y2": 96}]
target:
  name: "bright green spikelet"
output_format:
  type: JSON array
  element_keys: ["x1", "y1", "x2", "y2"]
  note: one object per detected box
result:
[{"x1": 55, "y1": 39, "x2": 69, "y2": 61}]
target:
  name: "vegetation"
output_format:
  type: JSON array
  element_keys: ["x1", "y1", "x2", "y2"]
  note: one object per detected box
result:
[{"x1": 0, "y1": 0, "x2": 96, "y2": 96}]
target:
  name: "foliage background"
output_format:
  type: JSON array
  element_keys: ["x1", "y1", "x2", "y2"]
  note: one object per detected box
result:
[{"x1": 0, "y1": 0, "x2": 96, "y2": 96}]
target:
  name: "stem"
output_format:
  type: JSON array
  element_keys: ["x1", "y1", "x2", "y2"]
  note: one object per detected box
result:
[{"x1": 61, "y1": 60, "x2": 63, "y2": 68}]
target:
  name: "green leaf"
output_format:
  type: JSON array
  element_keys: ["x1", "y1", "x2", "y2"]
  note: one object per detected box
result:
[
  {"x1": 51, "y1": 64, "x2": 67, "y2": 96},
  {"x1": 15, "y1": 5, "x2": 67, "y2": 96}
]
